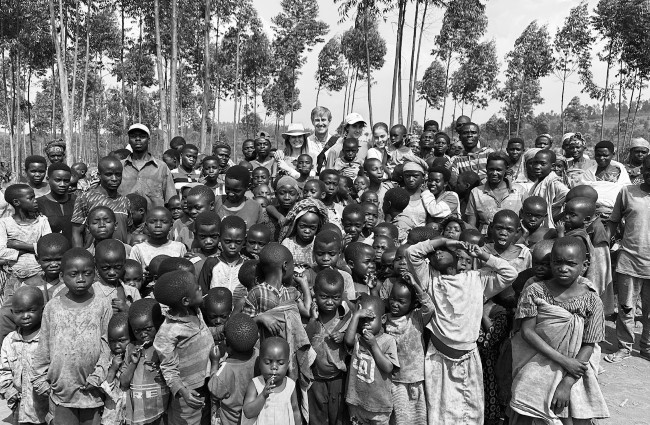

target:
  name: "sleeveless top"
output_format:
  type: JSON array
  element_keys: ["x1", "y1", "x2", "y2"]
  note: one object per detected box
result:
[{"x1": 247, "y1": 376, "x2": 295, "y2": 425}]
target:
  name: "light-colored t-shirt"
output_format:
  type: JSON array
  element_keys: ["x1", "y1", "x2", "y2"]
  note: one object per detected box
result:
[
  {"x1": 129, "y1": 240, "x2": 187, "y2": 268},
  {"x1": 610, "y1": 184, "x2": 650, "y2": 278}
]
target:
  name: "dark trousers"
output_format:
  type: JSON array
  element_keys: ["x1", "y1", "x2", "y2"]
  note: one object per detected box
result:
[{"x1": 308, "y1": 374, "x2": 347, "y2": 425}]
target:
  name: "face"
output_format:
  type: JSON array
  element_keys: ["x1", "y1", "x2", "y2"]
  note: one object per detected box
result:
[
  {"x1": 372, "y1": 237, "x2": 391, "y2": 263},
  {"x1": 535, "y1": 137, "x2": 551, "y2": 149},
  {"x1": 242, "y1": 141, "x2": 256, "y2": 160},
  {"x1": 252, "y1": 169, "x2": 270, "y2": 187},
  {"x1": 260, "y1": 343, "x2": 290, "y2": 381},
  {"x1": 246, "y1": 229, "x2": 270, "y2": 258},
  {"x1": 443, "y1": 222, "x2": 462, "y2": 240},
  {"x1": 296, "y1": 156, "x2": 313, "y2": 175},
  {"x1": 276, "y1": 186, "x2": 299, "y2": 209},
  {"x1": 393, "y1": 247, "x2": 408, "y2": 273},
  {"x1": 37, "y1": 247, "x2": 64, "y2": 279},
  {"x1": 532, "y1": 153, "x2": 554, "y2": 179},
  {"x1": 358, "y1": 300, "x2": 384, "y2": 335},
  {"x1": 427, "y1": 172, "x2": 446, "y2": 195},
  {"x1": 145, "y1": 210, "x2": 173, "y2": 239},
  {"x1": 26, "y1": 162, "x2": 46, "y2": 186},
  {"x1": 455, "y1": 249, "x2": 473, "y2": 272},
  {"x1": 313, "y1": 114, "x2": 331, "y2": 135},
  {"x1": 594, "y1": 148, "x2": 613, "y2": 168},
  {"x1": 320, "y1": 173, "x2": 340, "y2": 197},
  {"x1": 128, "y1": 130, "x2": 150, "y2": 153},
  {"x1": 225, "y1": 178, "x2": 247, "y2": 204},
  {"x1": 187, "y1": 195, "x2": 212, "y2": 220},
  {"x1": 390, "y1": 128, "x2": 405, "y2": 147},
  {"x1": 630, "y1": 147, "x2": 649, "y2": 164},
  {"x1": 196, "y1": 223, "x2": 220, "y2": 253},
  {"x1": 99, "y1": 162, "x2": 123, "y2": 191},
  {"x1": 420, "y1": 131, "x2": 435, "y2": 150},
  {"x1": 214, "y1": 148, "x2": 231, "y2": 168},
  {"x1": 489, "y1": 216, "x2": 519, "y2": 249},
  {"x1": 551, "y1": 245, "x2": 586, "y2": 286},
  {"x1": 507, "y1": 143, "x2": 524, "y2": 163},
  {"x1": 204, "y1": 303, "x2": 231, "y2": 328},
  {"x1": 180, "y1": 148, "x2": 198, "y2": 169},
  {"x1": 532, "y1": 250, "x2": 552, "y2": 280},
  {"x1": 314, "y1": 282, "x2": 343, "y2": 314},
  {"x1": 288, "y1": 136, "x2": 304, "y2": 151},
  {"x1": 562, "y1": 203, "x2": 588, "y2": 231},
  {"x1": 13, "y1": 188, "x2": 38, "y2": 213},
  {"x1": 296, "y1": 213, "x2": 319, "y2": 244},
  {"x1": 202, "y1": 159, "x2": 220, "y2": 181},
  {"x1": 342, "y1": 142, "x2": 359, "y2": 162},
  {"x1": 220, "y1": 227, "x2": 245, "y2": 259},
  {"x1": 459, "y1": 124, "x2": 479, "y2": 150},
  {"x1": 348, "y1": 122, "x2": 364, "y2": 139},
  {"x1": 433, "y1": 135, "x2": 449, "y2": 156},
  {"x1": 61, "y1": 257, "x2": 95, "y2": 296},
  {"x1": 88, "y1": 210, "x2": 115, "y2": 240},
  {"x1": 130, "y1": 315, "x2": 158, "y2": 344},
  {"x1": 521, "y1": 203, "x2": 547, "y2": 230},
  {"x1": 361, "y1": 191, "x2": 379, "y2": 205},
  {"x1": 96, "y1": 251, "x2": 125, "y2": 285},
  {"x1": 342, "y1": 212, "x2": 364, "y2": 241},
  {"x1": 186, "y1": 281, "x2": 204, "y2": 308},
  {"x1": 108, "y1": 324, "x2": 130, "y2": 355},
  {"x1": 389, "y1": 283, "x2": 413, "y2": 317},
  {"x1": 255, "y1": 139, "x2": 271, "y2": 157},
  {"x1": 12, "y1": 294, "x2": 43, "y2": 332},
  {"x1": 48, "y1": 170, "x2": 71, "y2": 196},
  {"x1": 349, "y1": 247, "x2": 376, "y2": 280},
  {"x1": 163, "y1": 154, "x2": 177, "y2": 170},
  {"x1": 302, "y1": 181, "x2": 323, "y2": 200},
  {"x1": 354, "y1": 178, "x2": 369, "y2": 193},
  {"x1": 364, "y1": 160, "x2": 384, "y2": 182},
  {"x1": 403, "y1": 171, "x2": 424, "y2": 191},
  {"x1": 124, "y1": 266, "x2": 144, "y2": 290},
  {"x1": 313, "y1": 241, "x2": 341, "y2": 268},
  {"x1": 254, "y1": 185, "x2": 272, "y2": 200},
  {"x1": 131, "y1": 234, "x2": 148, "y2": 245},
  {"x1": 486, "y1": 159, "x2": 507, "y2": 186},
  {"x1": 362, "y1": 204, "x2": 378, "y2": 229},
  {"x1": 373, "y1": 127, "x2": 389, "y2": 148},
  {"x1": 48, "y1": 151, "x2": 65, "y2": 164}
]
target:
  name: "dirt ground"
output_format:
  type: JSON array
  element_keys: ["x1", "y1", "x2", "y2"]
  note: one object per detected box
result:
[{"x1": 0, "y1": 320, "x2": 648, "y2": 424}]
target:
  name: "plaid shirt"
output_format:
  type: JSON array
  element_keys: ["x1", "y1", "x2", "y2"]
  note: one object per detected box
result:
[
  {"x1": 450, "y1": 146, "x2": 494, "y2": 187},
  {"x1": 242, "y1": 283, "x2": 302, "y2": 317}
]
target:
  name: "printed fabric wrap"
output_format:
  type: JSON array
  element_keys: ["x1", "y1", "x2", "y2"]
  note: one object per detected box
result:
[{"x1": 279, "y1": 198, "x2": 329, "y2": 242}]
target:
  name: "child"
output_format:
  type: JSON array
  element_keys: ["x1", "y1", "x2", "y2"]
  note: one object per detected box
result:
[
  {"x1": 198, "y1": 216, "x2": 249, "y2": 312},
  {"x1": 23, "y1": 233, "x2": 70, "y2": 302},
  {"x1": 250, "y1": 138, "x2": 277, "y2": 179},
  {"x1": 201, "y1": 154, "x2": 225, "y2": 196},
  {"x1": 94, "y1": 239, "x2": 141, "y2": 313},
  {"x1": 120, "y1": 298, "x2": 170, "y2": 425},
  {"x1": 243, "y1": 139, "x2": 257, "y2": 162},
  {"x1": 279, "y1": 198, "x2": 328, "y2": 268},
  {"x1": 215, "y1": 166, "x2": 264, "y2": 230},
  {"x1": 36, "y1": 163, "x2": 76, "y2": 244},
  {"x1": 385, "y1": 274, "x2": 434, "y2": 425},
  {"x1": 172, "y1": 185, "x2": 216, "y2": 249},
  {"x1": 126, "y1": 193, "x2": 148, "y2": 236},
  {"x1": 71, "y1": 162, "x2": 91, "y2": 193},
  {"x1": 373, "y1": 222, "x2": 400, "y2": 248},
  {"x1": 242, "y1": 336, "x2": 301, "y2": 424},
  {"x1": 85, "y1": 206, "x2": 131, "y2": 257},
  {"x1": 421, "y1": 166, "x2": 460, "y2": 230},
  {"x1": 32, "y1": 248, "x2": 112, "y2": 425},
  {"x1": 440, "y1": 216, "x2": 465, "y2": 240},
  {"x1": 319, "y1": 170, "x2": 344, "y2": 230},
  {"x1": 243, "y1": 224, "x2": 271, "y2": 260},
  {"x1": 172, "y1": 144, "x2": 201, "y2": 190},
  {"x1": 518, "y1": 196, "x2": 551, "y2": 249},
  {"x1": 102, "y1": 313, "x2": 130, "y2": 425},
  {"x1": 333, "y1": 138, "x2": 361, "y2": 180},
  {"x1": 378, "y1": 244, "x2": 410, "y2": 300},
  {"x1": 354, "y1": 175, "x2": 369, "y2": 196},
  {"x1": 406, "y1": 237, "x2": 518, "y2": 424},
  {"x1": 371, "y1": 235, "x2": 395, "y2": 270},
  {"x1": 123, "y1": 259, "x2": 144, "y2": 291},
  {"x1": 252, "y1": 167, "x2": 271, "y2": 190},
  {"x1": 252, "y1": 184, "x2": 273, "y2": 201},
  {"x1": 267, "y1": 177, "x2": 300, "y2": 239},
  {"x1": 344, "y1": 242, "x2": 377, "y2": 299},
  {"x1": 456, "y1": 170, "x2": 481, "y2": 216},
  {"x1": 0, "y1": 286, "x2": 48, "y2": 424},
  {"x1": 153, "y1": 270, "x2": 214, "y2": 423},
  {"x1": 378, "y1": 248, "x2": 397, "y2": 282},
  {"x1": 506, "y1": 137, "x2": 527, "y2": 184},
  {"x1": 131, "y1": 234, "x2": 148, "y2": 246},
  {"x1": 510, "y1": 237, "x2": 609, "y2": 423},
  {"x1": 165, "y1": 195, "x2": 184, "y2": 222},
  {"x1": 337, "y1": 176, "x2": 356, "y2": 205},
  {"x1": 24, "y1": 156, "x2": 49, "y2": 197},
  {"x1": 130, "y1": 207, "x2": 187, "y2": 269},
  {"x1": 209, "y1": 313, "x2": 259, "y2": 425},
  {"x1": 486, "y1": 210, "x2": 532, "y2": 273},
  {"x1": 295, "y1": 154, "x2": 314, "y2": 189},
  {"x1": 344, "y1": 294, "x2": 399, "y2": 424},
  {"x1": 202, "y1": 287, "x2": 233, "y2": 345},
  {"x1": 238, "y1": 260, "x2": 259, "y2": 291},
  {"x1": 341, "y1": 204, "x2": 365, "y2": 245},
  {"x1": 383, "y1": 187, "x2": 412, "y2": 244},
  {"x1": 302, "y1": 179, "x2": 326, "y2": 201},
  {"x1": 529, "y1": 149, "x2": 569, "y2": 228},
  {"x1": 386, "y1": 124, "x2": 412, "y2": 173},
  {"x1": 360, "y1": 202, "x2": 379, "y2": 242},
  {"x1": 163, "y1": 148, "x2": 180, "y2": 170},
  {"x1": 306, "y1": 269, "x2": 349, "y2": 425},
  {"x1": 305, "y1": 230, "x2": 356, "y2": 304},
  {"x1": 0, "y1": 184, "x2": 52, "y2": 304}
]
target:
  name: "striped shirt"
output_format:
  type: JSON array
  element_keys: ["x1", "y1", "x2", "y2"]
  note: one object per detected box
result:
[
  {"x1": 170, "y1": 167, "x2": 201, "y2": 191},
  {"x1": 71, "y1": 187, "x2": 130, "y2": 244},
  {"x1": 242, "y1": 283, "x2": 302, "y2": 317},
  {"x1": 450, "y1": 147, "x2": 494, "y2": 187},
  {"x1": 153, "y1": 308, "x2": 214, "y2": 396}
]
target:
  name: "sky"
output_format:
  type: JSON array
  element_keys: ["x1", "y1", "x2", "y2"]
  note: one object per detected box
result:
[{"x1": 238, "y1": 0, "x2": 607, "y2": 131}]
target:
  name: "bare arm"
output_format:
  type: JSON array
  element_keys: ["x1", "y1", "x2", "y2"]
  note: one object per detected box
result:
[
  {"x1": 243, "y1": 378, "x2": 272, "y2": 420},
  {"x1": 72, "y1": 223, "x2": 85, "y2": 248}
]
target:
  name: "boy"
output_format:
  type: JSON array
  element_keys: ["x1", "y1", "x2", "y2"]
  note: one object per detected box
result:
[
  {"x1": 243, "y1": 224, "x2": 271, "y2": 260},
  {"x1": 186, "y1": 210, "x2": 221, "y2": 280},
  {"x1": 126, "y1": 193, "x2": 148, "y2": 235},
  {"x1": 342, "y1": 204, "x2": 365, "y2": 245},
  {"x1": 518, "y1": 196, "x2": 551, "y2": 249},
  {"x1": 85, "y1": 206, "x2": 131, "y2": 257},
  {"x1": 303, "y1": 180, "x2": 326, "y2": 201},
  {"x1": 165, "y1": 195, "x2": 184, "y2": 222},
  {"x1": 93, "y1": 239, "x2": 141, "y2": 313},
  {"x1": 36, "y1": 163, "x2": 76, "y2": 244},
  {"x1": 506, "y1": 137, "x2": 527, "y2": 184},
  {"x1": 267, "y1": 176, "x2": 300, "y2": 238},
  {"x1": 386, "y1": 124, "x2": 412, "y2": 173},
  {"x1": 360, "y1": 202, "x2": 379, "y2": 242},
  {"x1": 153, "y1": 270, "x2": 214, "y2": 422},
  {"x1": 344, "y1": 294, "x2": 399, "y2": 424},
  {"x1": 295, "y1": 154, "x2": 314, "y2": 188},
  {"x1": 71, "y1": 162, "x2": 91, "y2": 193},
  {"x1": 130, "y1": 207, "x2": 187, "y2": 269},
  {"x1": 24, "y1": 156, "x2": 49, "y2": 198},
  {"x1": 24, "y1": 233, "x2": 70, "y2": 302},
  {"x1": 333, "y1": 138, "x2": 361, "y2": 180},
  {"x1": 421, "y1": 166, "x2": 460, "y2": 228},
  {"x1": 242, "y1": 139, "x2": 257, "y2": 162},
  {"x1": 354, "y1": 175, "x2": 369, "y2": 196},
  {"x1": 123, "y1": 259, "x2": 144, "y2": 291},
  {"x1": 71, "y1": 156, "x2": 131, "y2": 246},
  {"x1": 319, "y1": 169, "x2": 344, "y2": 230},
  {"x1": 163, "y1": 149, "x2": 180, "y2": 170},
  {"x1": 0, "y1": 286, "x2": 47, "y2": 424},
  {"x1": 251, "y1": 167, "x2": 271, "y2": 190},
  {"x1": 306, "y1": 270, "x2": 349, "y2": 425},
  {"x1": 249, "y1": 138, "x2": 277, "y2": 179},
  {"x1": 486, "y1": 210, "x2": 532, "y2": 274},
  {"x1": 172, "y1": 185, "x2": 216, "y2": 249},
  {"x1": 214, "y1": 166, "x2": 264, "y2": 230},
  {"x1": 529, "y1": 149, "x2": 569, "y2": 228},
  {"x1": 372, "y1": 235, "x2": 395, "y2": 272},
  {"x1": 172, "y1": 144, "x2": 201, "y2": 190},
  {"x1": 456, "y1": 170, "x2": 481, "y2": 216},
  {"x1": 305, "y1": 230, "x2": 356, "y2": 304},
  {"x1": 407, "y1": 237, "x2": 517, "y2": 425},
  {"x1": 344, "y1": 242, "x2": 377, "y2": 299},
  {"x1": 373, "y1": 222, "x2": 400, "y2": 248},
  {"x1": 383, "y1": 187, "x2": 413, "y2": 244},
  {"x1": 170, "y1": 136, "x2": 187, "y2": 151}
]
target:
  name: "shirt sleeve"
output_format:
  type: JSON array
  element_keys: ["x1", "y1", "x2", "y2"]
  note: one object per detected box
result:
[
  {"x1": 406, "y1": 240, "x2": 437, "y2": 294},
  {"x1": 0, "y1": 335, "x2": 18, "y2": 402},
  {"x1": 479, "y1": 255, "x2": 518, "y2": 300},
  {"x1": 153, "y1": 322, "x2": 184, "y2": 396},
  {"x1": 380, "y1": 335, "x2": 400, "y2": 368},
  {"x1": 162, "y1": 167, "x2": 177, "y2": 203},
  {"x1": 416, "y1": 289, "x2": 435, "y2": 325},
  {"x1": 242, "y1": 288, "x2": 261, "y2": 317},
  {"x1": 464, "y1": 189, "x2": 478, "y2": 221},
  {"x1": 31, "y1": 305, "x2": 52, "y2": 396},
  {"x1": 515, "y1": 284, "x2": 541, "y2": 319},
  {"x1": 85, "y1": 301, "x2": 112, "y2": 388},
  {"x1": 450, "y1": 158, "x2": 460, "y2": 188},
  {"x1": 0, "y1": 219, "x2": 19, "y2": 262},
  {"x1": 421, "y1": 190, "x2": 452, "y2": 219},
  {"x1": 609, "y1": 188, "x2": 626, "y2": 224},
  {"x1": 582, "y1": 294, "x2": 605, "y2": 343},
  {"x1": 70, "y1": 192, "x2": 87, "y2": 225}
]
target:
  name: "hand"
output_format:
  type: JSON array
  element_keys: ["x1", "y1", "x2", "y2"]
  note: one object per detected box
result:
[
  {"x1": 210, "y1": 345, "x2": 224, "y2": 363},
  {"x1": 329, "y1": 331, "x2": 344, "y2": 344},
  {"x1": 261, "y1": 376, "x2": 276, "y2": 398},
  {"x1": 550, "y1": 379, "x2": 572, "y2": 414},
  {"x1": 111, "y1": 354, "x2": 124, "y2": 369},
  {"x1": 561, "y1": 357, "x2": 588, "y2": 378},
  {"x1": 112, "y1": 298, "x2": 128, "y2": 313},
  {"x1": 278, "y1": 217, "x2": 287, "y2": 226},
  {"x1": 274, "y1": 151, "x2": 285, "y2": 162},
  {"x1": 7, "y1": 393, "x2": 19, "y2": 404},
  {"x1": 258, "y1": 314, "x2": 282, "y2": 335},
  {"x1": 400, "y1": 271, "x2": 420, "y2": 291},
  {"x1": 365, "y1": 272, "x2": 377, "y2": 289},
  {"x1": 184, "y1": 251, "x2": 199, "y2": 260},
  {"x1": 468, "y1": 244, "x2": 489, "y2": 261},
  {"x1": 130, "y1": 348, "x2": 142, "y2": 365},
  {"x1": 556, "y1": 220, "x2": 566, "y2": 236},
  {"x1": 293, "y1": 271, "x2": 308, "y2": 289},
  {"x1": 79, "y1": 380, "x2": 97, "y2": 391},
  {"x1": 361, "y1": 329, "x2": 377, "y2": 347},
  {"x1": 310, "y1": 301, "x2": 319, "y2": 320},
  {"x1": 342, "y1": 233, "x2": 354, "y2": 246},
  {"x1": 181, "y1": 387, "x2": 205, "y2": 409}
]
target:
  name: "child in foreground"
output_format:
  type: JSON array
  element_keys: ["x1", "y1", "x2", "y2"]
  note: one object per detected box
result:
[
  {"x1": 23, "y1": 233, "x2": 70, "y2": 302},
  {"x1": 102, "y1": 313, "x2": 130, "y2": 425}
]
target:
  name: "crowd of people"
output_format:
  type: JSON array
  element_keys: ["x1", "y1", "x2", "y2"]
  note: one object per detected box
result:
[{"x1": 0, "y1": 105, "x2": 648, "y2": 425}]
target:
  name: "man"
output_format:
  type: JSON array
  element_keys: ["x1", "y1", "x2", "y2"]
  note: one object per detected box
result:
[
  {"x1": 119, "y1": 123, "x2": 176, "y2": 208},
  {"x1": 307, "y1": 106, "x2": 334, "y2": 157},
  {"x1": 450, "y1": 122, "x2": 494, "y2": 188}
]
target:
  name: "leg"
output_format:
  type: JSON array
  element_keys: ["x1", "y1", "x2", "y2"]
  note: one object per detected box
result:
[
  {"x1": 308, "y1": 380, "x2": 329, "y2": 425},
  {"x1": 639, "y1": 279, "x2": 650, "y2": 355},
  {"x1": 615, "y1": 274, "x2": 641, "y2": 352},
  {"x1": 77, "y1": 408, "x2": 101, "y2": 425},
  {"x1": 52, "y1": 405, "x2": 80, "y2": 425}
]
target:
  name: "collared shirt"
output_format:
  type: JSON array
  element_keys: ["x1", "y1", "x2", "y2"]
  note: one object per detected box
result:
[
  {"x1": 71, "y1": 186, "x2": 130, "y2": 244},
  {"x1": 333, "y1": 158, "x2": 362, "y2": 180},
  {"x1": 120, "y1": 153, "x2": 176, "y2": 208},
  {"x1": 484, "y1": 243, "x2": 532, "y2": 274},
  {"x1": 465, "y1": 180, "x2": 527, "y2": 233},
  {"x1": 170, "y1": 167, "x2": 201, "y2": 191},
  {"x1": 0, "y1": 330, "x2": 48, "y2": 424},
  {"x1": 450, "y1": 146, "x2": 495, "y2": 187},
  {"x1": 92, "y1": 281, "x2": 141, "y2": 305},
  {"x1": 242, "y1": 283, "x2": 302, "y2": 317}
]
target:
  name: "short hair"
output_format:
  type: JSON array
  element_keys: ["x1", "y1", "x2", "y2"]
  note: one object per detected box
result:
[
  {"x1": 88, "y1": 206, "x2": 116, "y2": 221},
  {"x1": 314, "y1": 229, "x2": 342, "y2": 247},
  {"x1": 360, "y1": 190, "x2": 379, "y2": 202},
  {"x1": 314, "y1": 269, "x2": 344, "y2": 292},
  {"x1": 201, "y1": 155, "x2": 219, "y2": 166},
  {"x1": 595, "y1": 140, "x2": 615, "y2": 153},
  {"x1": 535, "y1": 134, "x2": 552, "y2": 144},
  {"x1": 260, "y1": 336, "x2": 290, "y2": 357},
  {"x1": 391, "y1": 124, "x2": 407, "y2": 134},
  {"x1": 163, "y1": 148, "x2": 180, "y2": 161},
  {"x1": 225, "y1": 313, "x2": 259, "y2": 353},
  {"x1": 153, "y1": 270, "x2": 196, "y2": 307},
  {"x1": 457, "y1": 170, "x2": 481, "y2": 187},
  {"x1": 407, "y1": 226, "x2": 438, "y2": 245},
  {"x1": 342, "y1": 203, "x2": 364, "y2": 220},
  {"x1": 460, "y1": 121, "x2": 479, "y2": 132},
  {"x1": 180, "y1": 143, "x2": 199, "y2": 153},
  {"x1": 566, "y1": 185, "x2": 598, "y2": 203},
  {"x1": 158, "y1": 257, "x2": 195, "y2": 277},
  {"x1": 47, "y1": 162, "x2": 71, "y2": 177},
  {"x1": 507, "y1": 137, "x2": 525, "y2": 148},
  {"x1": 440, "y1": 215, "x2": 466, "y2": 232},
  {"x1": 434, "y1": 132, "x2": 450, "y2": 144},
  {"x1": 384, "y1": 187, "x2": 410, "y2": 212},
  {"x1": 459, "y1": 228, "x2": 485, "y2": 246},
  {"x1": 492, "y1": 209, "x2": 520, "y2": 226},
  {"x1": 305, "y1": 179, "x2": 327, "y2": 193},
  {"x1": 61, "y1": 247, "x2": 95, "y2": 270},
  {"x1": 108, "y1": 312, "x2": 129, "y2": 332},
  {"x1": 565, "y1": 197, "x2": 596, "y2": 218},
  {"x1": 37, "y1": 233, "x2": 70, "y2": 257},
  {"x1": 170, "y1": 136, "x2": 186, "y2": 149},
  {"x1": 98, "y1": 156, "x2": 123, "y2": 172},
  {"x1": 194, "y1": 211, "x2": 221, "y2": 229},
  {"x1": 187, "y1": 185, "x2": 216, "y2": 203},
  {"x1": 424, "y1": 119, "x2": 439, "y2": 130},
  {"x1": 213, "y1": 142, "x2": 231, "y2": 153},
  {"x1": 522, "y1": 195, "x2": 548, "y2": 211},
  {"x1": 4, "y1": 184, "x2": 31, "y2": 205},
  {"x1": 319, "y1": 168, "x2": 339, "y2": 180},
  {"x1": 13, "y1": 285, "x2": 44, "y2": 307},
  {"x1": 225, "y1": 165, "x2": 251, "y2": 187},
  {"x1": 124, "y1": 258, "x2": 143, "y2": 272},
  {"x1": 95, "y1": 239, "x2": 126, "y2": 261},
  {"x1": 111, "y1": 149, "x2": 131, "y2": 160},
  {"x1": 248, "y1": 223, "x2": 271, "y2": 239},
  {"x1": 321, "y1": 222, "x2": 343, "y2": 237},
  {"x1": 258, "y1": 243, "x2": 292, "y2": 271},
  {"x1": 25, "y1": 155, "x2": 47, "y2": 169},
  {"x1": 253, "y1": 166, "x2": 270, "y2": 176},
  {"x1": 204, "y1": 287, "x2": 232, "y2": 311},
  {"x1": 552, "y1": 236, "x2": 587, "y2": 262},
  {"x1": 344, "y1": 241, "x2": 373, "y2": 262},
  {"x1": 126, "y1": 193, "x2": 148, "y2": 212},
  {"x1": 148, "y1": 255, "x2": 170, "y2": 277},
  {"x1": 220, "y1": 215, "x2": 246, "y2": 235},
  {"x1": 536, "y1": 149, "x2": 557, "y2": 163},
  {"x1": 238, "y1": 260, "x2": 259, "y2": 290},
  {"x1": 128, "y1": 298, "x2": 164, "y2": 328},
  {"x1": 373, "y1": 222, "x2": 399, "y2": 239},
  {"x1": 532, "y1": 239, "x2": 555, "y2": 259},
  {"x1": 358, "y1": 294, "x2": 385, "y2": 315},
  {"x1": 487, "y1": 151, "x2": 511, "y2": 167},
  {"x1": 428, "y1": 166, "x2": 451, "y2": 182},
  {"x1": 311, "y1": 106, "x2": 332, "y2": 122}
]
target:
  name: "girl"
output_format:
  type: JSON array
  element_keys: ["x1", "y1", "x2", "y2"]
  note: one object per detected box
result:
[
  {"x1": 400, "y1": 156, "x2": 430, "y2": 229},
  {"x1": 214, "y1": 165, "x2": 264, "y2": 230},
  {"x1": 367, "y1": 122, "x2": 389, "y2": 162},
  {"x1": 120, "y1": 299, "x2": 170, "y2": 425},
  {"x1": 510, "y1": 237, "x2": 609, "y2": 424},
  {"x1": 440, "y1": 216, "x2": 465, "y2": 240},
  {"x1": 279, "y1": 198, "x2": 329, "y2": 269},
  {"x1": 243, "y1": 337, "x2": 300, "y2": 425}
]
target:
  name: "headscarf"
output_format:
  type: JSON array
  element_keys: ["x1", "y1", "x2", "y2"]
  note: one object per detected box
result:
[
  {"x1": 44, "y1": 139, "x2": 66, "y2": 156},
  {"x1": 630, "y1": 137, "x2": 650, "y2": 151},
  {"x1": 279, "y1": 198, "x2": 329, "y2": 242},
  {"x1": 523, "y1": 148, "x2": 541, "y2": 164},
  {"x1": 562, "y1": 132, "x2": 586, "y2": 148},
  {"x1": 402, "y1": 154, "x2": 429, "y2": 174},
  {"x1": 275, "y1": 176, "x2": 300, "y2": 193}
]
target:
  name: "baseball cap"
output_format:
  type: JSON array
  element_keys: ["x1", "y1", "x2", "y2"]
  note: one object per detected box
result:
[
  {"x1": 345, "y1": 113, "x2": 366, "y2": 126},
  {"x1": 127, "y1": 123, "x2": 150, "y2": 136}
]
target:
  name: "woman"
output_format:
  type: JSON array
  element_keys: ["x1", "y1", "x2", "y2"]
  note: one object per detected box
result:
[
  {"x1": 274, "y1": 123, "x2": 312, "y2": 177},
  {"x1": 320, "y1": 113, "x2": 369, "y2": 170},
  {"x1": 44, "y1": 139, "x2": 66, "y2": 164},
  {"x1": 562, "y1": 132, "x2": 595, "y2": 171},
  {"x1": 400, "y1": 155, "x2": 430, "y2": 229},
  {"x1": 367, "y1": 122, "x2": 390, "y2": 163},
  {"x1": 626, "y1": 137, "x2": 649, "y2": 184},
  {"x1": 36, "y1": 163, "x2": 76, "y2": 244}
]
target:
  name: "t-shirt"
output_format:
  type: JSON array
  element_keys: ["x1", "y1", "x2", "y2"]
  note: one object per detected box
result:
[
  {"x1": 281, "y1": 237, "x2": 314, "y2": 268},
  {"x1": 37, "y1": 194, "x2": 76, "y2": 244},
  {"x1": 209, "y1": 257, "x2": 248, "y2": 307},
  {"x1": 610, "y1": 184, "x2": 650, "y2": 278},
  {"x1": 71, "y1": 188, "x2": 130, "y2": 244},
  {"x1": 0, "y1": 215, "x2": 51, "y2": 279},
  {"x1": 214, "y1": 197, "x2": 263, "y2": 230},
  {"x1": 306, "y1": 310, "x2": 349, "y2": 379},
  {"x1": 129, "y1": 240, "x2": 187, "y2": 268},
  {"x1": 345, "y1": 332, "x2": 399, "y2": 413},
  {"x1": 304, "y1": 267, "x2": 356, "y2": 303},
  {"x1": 208, "y1": 349, "x2": 259, "y2": 425}
]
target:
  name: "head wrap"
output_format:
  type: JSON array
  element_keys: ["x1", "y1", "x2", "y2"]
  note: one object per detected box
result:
[
  {"x1": 44, "y1": 139, "x2": 66, "y2": 156},
  {"x1": 562, "y1": 132, "x2": 585, "y2": 148},
  {"x1": 279, "y1": 198, "x2": 329, "y2": 242},
  {"x1": 523, "y1": 148, "x2": 542, "y2": 163},
  {"x1": 402, "y1": 154, "x2": 428, "y2": 174},
  {"x1": 275, "y1": 176, "x2": 300, "y2": 193},
  {"x1": 630, "y1": 137, "x2": 650, "y2": 150}
]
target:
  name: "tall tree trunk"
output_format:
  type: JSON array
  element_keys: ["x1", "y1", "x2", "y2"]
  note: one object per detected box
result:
[
  {"x1": 406, "y1": 0, "x2": 419, "y2": 129},
  {"x1": 154, "y1": 0, "x2": 168, "y2": 143},
  {"x1": 79, "y1": 11, "x2": 91, "y2": 153},
  {"x1": 600, "y1": 43, "x2": 612, "y2": 141},
  {"x1": 49, "y1": 0, "x2": 74, "y2": 164},
  {"x1": 389, "y1": 0, "x2": 405, "y2": 126},
  {"x1": 622, "y1": 72, "x2": 636, "y2": 146},
  {"x1": 616, "y1": 62, "x2": 623, "y2": 152},
  {"x1": 2, "y1": 49, "x2": 17, "y2": 177},
  {"x1": 351, "y1": 71, "x2": 359, "y2": 111},
  {"x1": 396, "y1": 0, "x2": 406, "y2": 124},
  {"x1": 51, "y1": 63, "x2": 56, "y2": 138},
  {"x1": 628, "y1": 82, "x2": 643, "y2": 148},
  {"x1": 121, "y1": 4, "x2": 126, "y2": 135},
  {"x1": 560, "y1": 67, "x2": 567, "y2": 135},
  {"x1": 363, "y1": 10, "x2": 373, "y2": 127},
  {"x1": 516, "y1": 76, "x2": 525, "y2": 136},
  {"x1": 200, "y1": 0, "x2": 211, "y2": 153},
  {"x1": 70, "y1": 0, "x2": 80, "y2": 150},
  {"x1": 342, "y1": 65, "x2": 351, "y2": 118},
  {"x1": 169, "y1": 0, "x2": 179, "y2": 135},
  {"x1": 290, "y1": 68, "x2": 296, "y2": 121},
  {"x1": 233, "y1": 27, "x2": 241, "y2": 153},
  {"x1": 440, "y1": 52, "x2": 452, "y2": 129},
  {"x1": 27, "y1": 69, "x2": 33, "y2": 155},
  {"x1": 410, "y1": 0, "x2": 427, "y2": 130}
]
